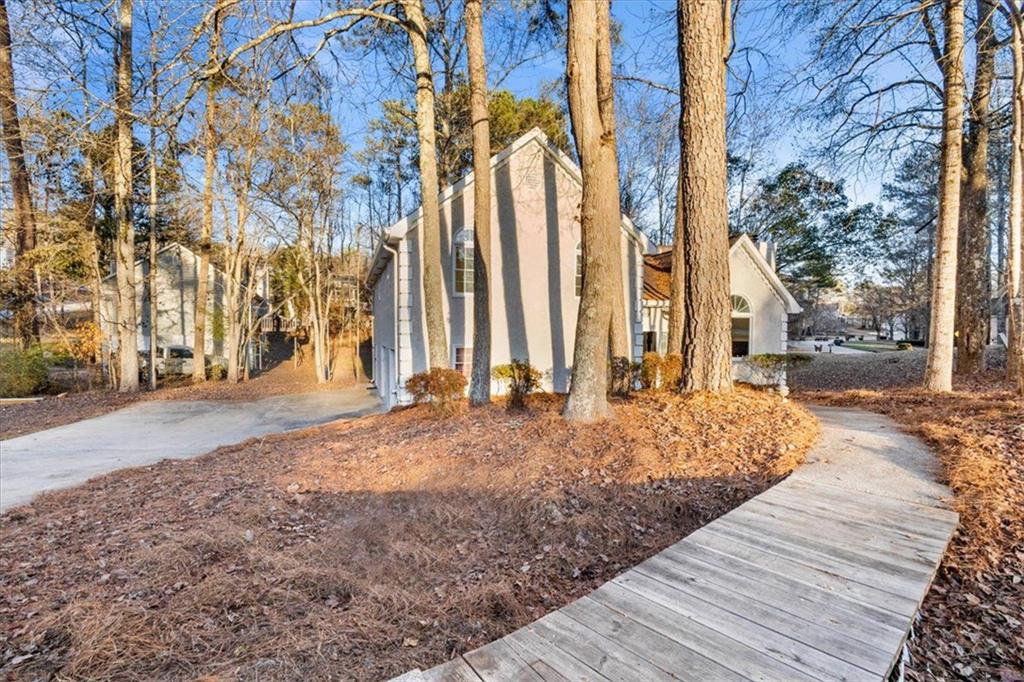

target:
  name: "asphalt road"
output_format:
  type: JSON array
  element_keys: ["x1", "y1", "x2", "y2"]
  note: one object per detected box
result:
[{"x1": 0, "y1": 386, "x2": 381, "y2": 512}]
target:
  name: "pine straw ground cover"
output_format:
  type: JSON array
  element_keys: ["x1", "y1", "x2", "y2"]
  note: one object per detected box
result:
[
  {"x1": 0, "y1": 388, "x2": 815, "y2": 681},
  {"x1": 797, "y1": 373, "x2": 1023, "y2": 680}
]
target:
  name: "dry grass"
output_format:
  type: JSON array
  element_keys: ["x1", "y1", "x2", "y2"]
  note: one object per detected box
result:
[
  {"x1": 0, "y1": 388, "x2": 816, "y2": 681},
  {"x1": 797, "y1": 367, "x2": 1023, "y2": 680}
]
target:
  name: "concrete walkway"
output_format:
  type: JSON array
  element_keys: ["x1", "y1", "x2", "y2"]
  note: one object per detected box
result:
[
  {"x1": 0, "y1": 386, "x2": 381, "y2": 512},
  {"x1": 399, "y1": 406, "x2": 958, "y2": 681}
]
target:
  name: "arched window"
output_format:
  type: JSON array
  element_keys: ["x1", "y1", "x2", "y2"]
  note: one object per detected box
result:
[
  {"x1": 731, "y1": 295, "x2": 751, "y2": 357},
  {"x1": 454, "y1": 228, "x2": 474, "y2": 295},
  {"x1": 575, "y1": 242, "x2": 583, "y2": 297},
  {"x1": 731, "y1": 295, "x2": 751, "y2": 315}
]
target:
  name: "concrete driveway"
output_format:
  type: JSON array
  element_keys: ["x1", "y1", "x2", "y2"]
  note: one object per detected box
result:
[
  {"x1": 0, "y1": 386, "x2": 381, "y2": 512},
  {"x1": 789, "y1": 339, "x2": 870, "y2": 355}
]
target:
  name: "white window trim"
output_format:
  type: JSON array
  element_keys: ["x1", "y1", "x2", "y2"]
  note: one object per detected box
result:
[
  {"x1": 453, "y1": 228, "x2": 475, "y2": 298},
  {"x1": 453, "y1": 345, "x2": 472, "y2": 376},
  {"x1": 731, "y1": 295, "x2": 753, "y2": 357}
]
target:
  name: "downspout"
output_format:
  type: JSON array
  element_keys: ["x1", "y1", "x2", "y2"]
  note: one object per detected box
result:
[{"x1": 382, "y1": 240, "x2": 400, "y2": 404}]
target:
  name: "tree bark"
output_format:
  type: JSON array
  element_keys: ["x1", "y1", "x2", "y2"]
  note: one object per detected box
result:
[
  {"x1": 1006, "y1": 0, "x2": 1023, "y2": 393},
  {"x1": 954, "y1": 0, "x2": 996, "y2": 375},
  {"x1": 599, "y1": 3, "x2": 630, "y2": 393},
  {"x1": 193, "y1": 8, "x2": 222, "y2": 382},
  {"x1": 924, "y1": 0, "x2": 966, "y2": 392},
  {"x1": 563, "y1": 0, "x2": 621, "y2": 421},
  {"x1": 678, "y1": 0, "x2": 733, "y2": 393},
  {"x1": 666, "y1": 158, "x2": 685, "y2": 355},
  {"x1": 147, "y1": 62, "x2": 158, "y2": 391},
  {"x1": 402, "y1": 0, "x2": 449, "y2": 369},
  {"x1": 464, "y1": 0, "x2": 491, "y2": 405},
  {"x1": 114, "y1": 0, "x2": 138, "y2": 392},
  {"x1": 0, "y1": 0, "x2": 38, "y2": 346}
]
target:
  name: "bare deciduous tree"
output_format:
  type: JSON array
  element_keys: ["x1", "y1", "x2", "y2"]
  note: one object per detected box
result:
[
  {"x1": 402, "y1": 0, "x2": 449, "y2": 370},
  {"x1": 924, "y1": 0, "x2": 966, "y2": 392},
  {"x1": 464, "y1": 0, "x2": 491, "y2": 405},
  {"x1": 563, "y1": 0, "x2": 622, "y2": 421},
  {"x1": 1006, "y1": 0, "x2": 1023, "y2": 393},
  {"x1": 955, "y1": 0, "x2": 998, "y2": 374},
  {"x1": 113, "y1": 0, "x2": 138, "y2": 392},
  {"x1": 193, "y1": 7, "x2": 223, "y2": 383},
  {"x1": 678, "y1": 0, "x2": 733, "y2": 393},
  {"x1": 0, "y1": 0, "x2": 38, "y2": 345}
]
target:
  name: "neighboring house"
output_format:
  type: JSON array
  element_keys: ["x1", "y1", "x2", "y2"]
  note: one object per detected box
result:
[
  {"x1": 366, "y1": 128, "x2": 803, "y2": 408},
  {"x1": 100, "y1": 242, "x2": 268, "y2": 361},
  {"x1": 641, "y1": 237, "x2": 802, "y2": 367},
  {"x1": 366, "y1": 128, "x2": 647, "y2": 408}
]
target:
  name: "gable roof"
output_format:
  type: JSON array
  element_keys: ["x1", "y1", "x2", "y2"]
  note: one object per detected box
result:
[
  {"x1": 641, "y1": 234, "x2": 802, "y2": 314},
  {"x1": 101, "y1": 242, "x2": 205, "y2": 283},
  {"x1": 366, "y1": 127, "x2": 651, "y2": 289}
]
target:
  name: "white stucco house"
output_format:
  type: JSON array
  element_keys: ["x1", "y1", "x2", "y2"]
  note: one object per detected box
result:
[
  {"x1": 366, "y1": 128, "x2": 800, "y2": 409},
  {"x1": 640, "y1": 237, "x2": 802, "y2": 367},
  {"x1": 100, "y1": 242, "x2": 269, "y2": 362}
]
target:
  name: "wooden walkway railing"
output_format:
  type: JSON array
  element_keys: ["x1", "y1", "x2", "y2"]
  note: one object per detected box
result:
[{"x1": 395, "y1": 406, "x2": 958, "y2": 682}]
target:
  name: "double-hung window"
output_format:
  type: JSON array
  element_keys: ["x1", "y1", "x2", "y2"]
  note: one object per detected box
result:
[{"x1": 454, "y1": 228, "x2": 474, "y2": 295}]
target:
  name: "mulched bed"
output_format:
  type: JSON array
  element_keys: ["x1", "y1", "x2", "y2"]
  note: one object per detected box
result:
[
  {"x1": 797, "y1": 368, "x2": 1023, "y2": 680},
  {"x1": 0, "y1": 389, "x2": 816, "y2": 680}
]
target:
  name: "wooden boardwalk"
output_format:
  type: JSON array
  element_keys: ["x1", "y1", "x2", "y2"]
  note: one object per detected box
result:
[{"x1": 395, "y1": 406, "x2": 959, "y2": 682}]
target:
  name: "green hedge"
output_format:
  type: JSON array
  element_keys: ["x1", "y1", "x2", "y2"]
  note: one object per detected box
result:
[{"x1": 0, "y1": 346, "x2": 50, "y2": 398}]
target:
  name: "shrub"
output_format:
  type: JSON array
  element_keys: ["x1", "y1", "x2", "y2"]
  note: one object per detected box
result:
[
  {"x1": 661, "y1": 353, "x2": 682, "y2": 390},
  {"x1": 0, "y1": 346, "x2": 50, "y2": 398},
  {"x1": 747, "y1": 353, "x2": 811, "y2": 391},
  {"x1": 639, "y1": 352, "x2": 662, "y2": 389},
  {"x1": 897, "y1": 342, "x2": 913, "y2": 351},
  {"x1": 405, "y1": 368, "x2": 467, "y2": 414},
  {"x1": 492, "y1": 360, "x2": 543, "y2": 410}
]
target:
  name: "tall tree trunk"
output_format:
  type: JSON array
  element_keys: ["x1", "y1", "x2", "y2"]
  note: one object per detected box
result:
[
  {"x1": 193, "y1": 9, "x2": 222, "y2": 382},
  {"x1": 599, "y1": 4, "x2": 629, "y2": 394},
  {"x1": 0, "y1": 0, "x2": 38, "y2": 346},
  {"x1": 954, "y1": 0, "x2": 997, "y2": 374},
  {"x1": 563, "y1": 0, "x2": 621, "y2": 421},
  {"x1": 924, "y1": 0, "x2": 966, "y2": 392},
  {"x1": 667, "y1": 161, "x2": 685, "y2": 355},
  {"x1": 147, "y1": 63, "x2": 158, "y2": 390},
  {"x1": 464, "y1": 0, "x2": 491, "y2": 405},
  {"x1": 402, "y1": 0, "x2": 448, "y2": 369},
  {"x1": 677, "y1": 0, "x2": 733, "y2": 393},
  {"x1": 114, "y1": 0, "x2": 138, "y2": 392},
  {"x1": 1006, "y1": 0, "x2": 1023, "y2": 393}
]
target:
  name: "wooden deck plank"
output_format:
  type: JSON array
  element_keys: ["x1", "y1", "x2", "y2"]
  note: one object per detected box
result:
[
  {"x1": 749, "y1": 491, "x2": 951, "y2": 551},
  {"x1": 700, "y1": 520, "x2": 928, "y2": 601},
  {"x1": 559, "y1": 594, "x2": 747, "y2": 681},
  {"x1": 527, "y1": 611, "x2": 678, "y2": 681},
  {"x1": 757, "y1": 483, "x2": 957, "y2": 542},
  {"x1": 640, "y1": 545, "x2": 906, "y2": 650},
  {"x1": 421, "y1": 657, "x2": 485, "y2": 682},
  {"x1": 678, "y1": 531, "x2": 921, "y2": 617},
  {"x1": 721, "y1": 503, "x2": 939, "y2": 576},
  {"x1": 783, "y1": 477, "x2": 959, "y2": 524},
  {"x1": 463, "y1": 638, "x2": 546, "y2": 681},
  {"x1": 625, "y1": 558, "x2": 894, "y2": 676},
  {"x1": 501, "y1": 626, "x2": 607, "y2": 681},
  {"x1": 610, "y1": 569, "x2": 879, "y2": 681},
  {"x1": 586, "y1": 584, "x2": 822, "y2": 682}
]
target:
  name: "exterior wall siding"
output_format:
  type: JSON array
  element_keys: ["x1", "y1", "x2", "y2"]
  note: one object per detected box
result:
[
  {"x1": 100, "y1": 245, "x2": 225, "y2": 357},
  {"x1": 376, "y1": 138, "x2": 645, "y2": 407}
]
